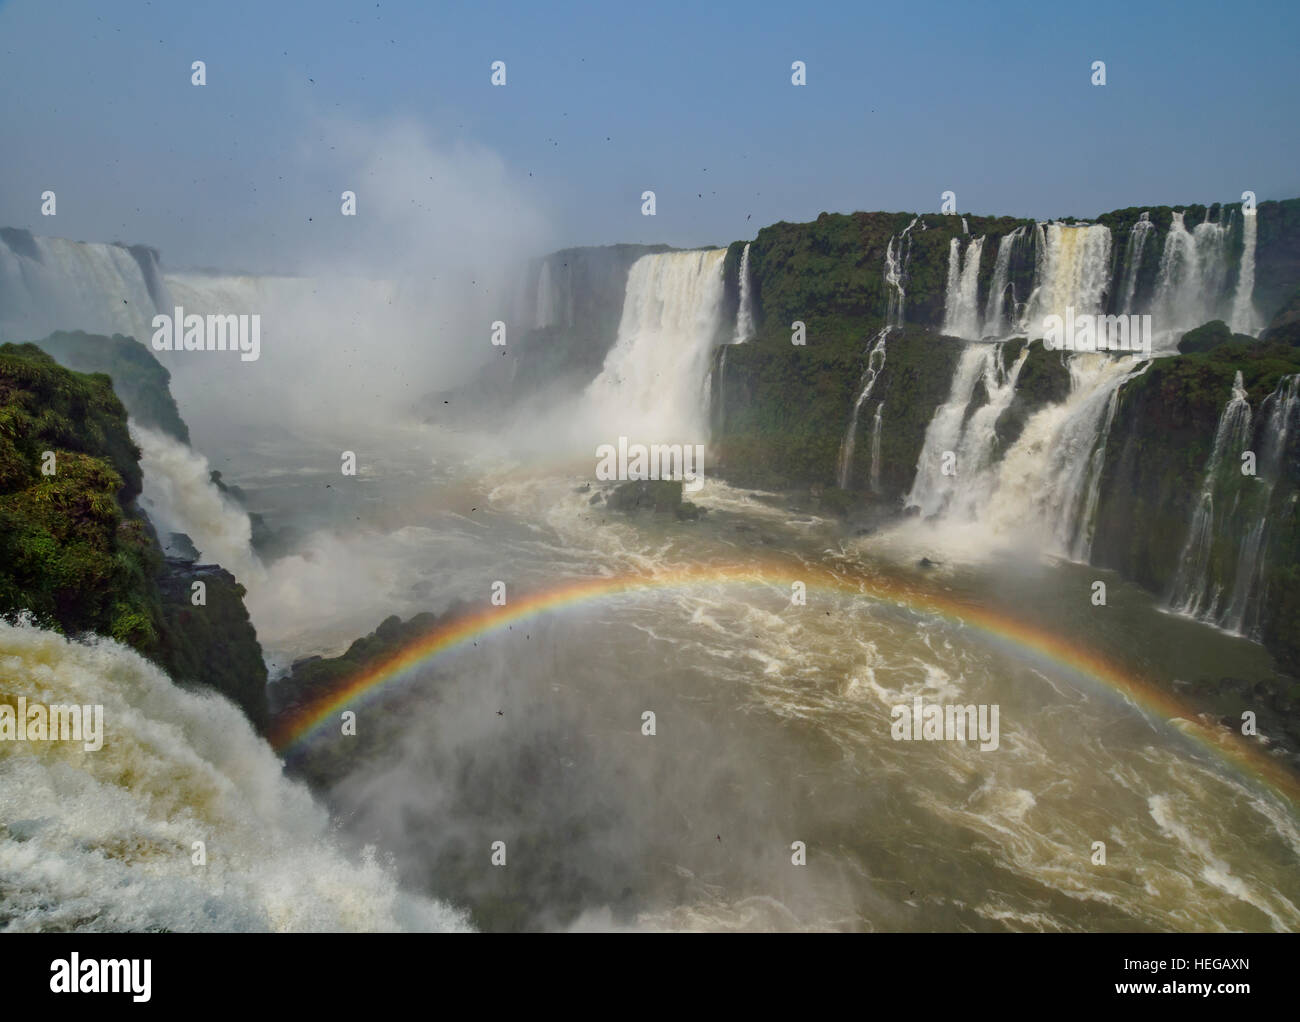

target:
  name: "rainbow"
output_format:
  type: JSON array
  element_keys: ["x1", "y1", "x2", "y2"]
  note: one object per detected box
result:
[{"x1": 271, "y1": 560, "x2": 1300, "y2": 804}]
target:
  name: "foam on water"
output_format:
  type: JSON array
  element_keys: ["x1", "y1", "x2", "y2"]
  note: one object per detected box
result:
[{"x1": 0, "y1": 620, "x2": 469, "y2": 932}]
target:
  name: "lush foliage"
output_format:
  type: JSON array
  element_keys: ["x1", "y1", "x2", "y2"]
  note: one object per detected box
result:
[
  {"x1": 31, "y1": 330, "x2": 190, "y2": 443},
  {"x1": 0, "y1": 343, "x2": 267, "y2": 727},
  {"x1": 0, "y1": 343, "x2": 158, "y2": 645}
]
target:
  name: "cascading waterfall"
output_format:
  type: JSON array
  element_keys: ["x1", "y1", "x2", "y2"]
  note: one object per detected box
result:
[
  {"x1": 869, "y1": 402, "x2": 885, "y2": 493},
  {"x1": 837, "y1": 219, "x2": 917, "y2": 488},
  {"x1": 133, "y1": 425, "x2": 263, "y2": 586},
  {"x1": 977, "y1": 356, "x2": 1148, "y2": 555},
  {"x1": 942, "y1": 239, "x2": 961, "y2": 328},
  {"x1": 714, "y1": 242, "x2": 755, "y2": 431},
  {"x1": 1167, "y1": 372, "x2": 1253, "y2": 620},
  {"x1": 0, "y1": 232, "x2": 162, "y2": 344},
  {"x1": 903, "y1": 204, "x2": 1274, "y2": 565},
  {"x1": 981, "y1": 227, "x2": 1024, "y2": 339},
  {"x1": 1068, "y1": 360, "x2": 1152, "y2": 560},
  {"x1": 1022, "y1": 224, "x2": 1112, "y2": 337},
  {"x1": 0, "y1": 619, "x2": 469, "y2": 932},
  {"x1": 585, "y1": 249, "x2": 727, "y2": 442},
  {"x1": 883, "y1": 218, "x2": 918, "y2": 325},
  {"x1": 1222, "y1": 374, "x2": 1300, "y2": 634},
  {"x1": 837, "y1": 328, "x2": 889, "y2": 488},
  {"x1": 159, "y1": 270, "x2": 415, "y2": 438},
  {"x1": 1117, "y1": 213, "x2": 1154, "y2": 314},
  {"x1": 1229, "y1": 207, "x2": 1260, "y2": 335},
  {"x1": 905, "y1": 342, "x2": 1029, "y2": 518},
  {"x1": 733, "y1": 243, "x2": 755, "y2": 343},
  {"x1": 1151, "y1": 209, "x2": 1234, "y2": 342},
  {"x1": 942, "y1": 236, "x2": 985, "y2": 340},
  {"x1": 904, "y1": 348, "x2": 1151, "y2": 564},
  {"x1": 907, "y1": 345, "x2": 992, "y2": 516}
]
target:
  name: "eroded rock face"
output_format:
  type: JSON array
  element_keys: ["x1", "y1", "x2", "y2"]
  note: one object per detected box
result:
[
  {"x1": 155, "y1": 559, "x2": 268, "y2": 731},
  {"x1": 1091, "y1": 340, "x2": 1300, "y2": 673}
]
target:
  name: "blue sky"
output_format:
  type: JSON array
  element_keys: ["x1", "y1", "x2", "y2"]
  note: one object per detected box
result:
[{"x1": 1, "y1": 0, "x2": 1296, "y2": 273}]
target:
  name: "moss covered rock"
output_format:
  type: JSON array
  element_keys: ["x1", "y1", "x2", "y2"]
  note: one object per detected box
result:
[
  {"x1": 1178, "y1": 320, "x2": 1257, "y2": 354},
  {"x1": 0, "y1": 343, "x2": 157, "y2": 644},
  {"x1": 1091, "y1": 341, "x2": 1300, "y2": 673},
  {"x1": 0, "y1": 343, "x2": 267, "y2": 728},
  {"x1": 607, "y1": 479, "x2": 683, "y2": 513},
  {"x1": 713, "y1": 324, "x2": 964, "y2": 498},
  {"x1": 994, "y1": 340, "x2": 1072, "y2": 449},
  {"x1": 1260, "y1": 285, "x2": 1300, "y2": 348},
  {"x1": 31, "y1": 330, "x2": 190, "y2": 443}
]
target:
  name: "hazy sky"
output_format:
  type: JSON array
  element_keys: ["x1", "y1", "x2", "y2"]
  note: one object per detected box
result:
[{"x1": 2, "y1": 0, "x2": 1296, "y2": 274}]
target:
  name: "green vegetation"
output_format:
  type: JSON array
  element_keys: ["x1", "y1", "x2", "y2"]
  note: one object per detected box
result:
[
  {"x1": 1177, "y1": 320, "x2": 1257, "y2": 355},
  {"x1": 31, "y1": 330, "x2": 190, "y2": 443},
  {"x1": 1261, "y1": 284, "x2": 1300, "y2": 347},
  {"x1": 274, "y1": 611, "x2": 447, "y2": 784},
  {"x1": 714, "y1": 323, "x2": 964, "y2": 498},
  {"x1": 994, "y1": 340, "x2": 1072, "y2": 449},
  {"x1": 0, "y1": 343, "x2": 267, "y2": 728},
  {"x1": 0, "y1": 343, "x2": 158, "y2": 645},
  {"x1": 745, "y1": 211, "x2": 1030, "y2": 332},
  {"x1": 1092, "y1": 335, "x2": 1300, "y2": 673},
  {"x1": 155, "y1": 563, "x2": 269, "y2": 732}
]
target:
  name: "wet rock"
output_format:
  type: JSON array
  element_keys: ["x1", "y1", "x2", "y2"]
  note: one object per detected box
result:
[{"x1": 607, "y1": 479, "x2": 683, "y2": 514}]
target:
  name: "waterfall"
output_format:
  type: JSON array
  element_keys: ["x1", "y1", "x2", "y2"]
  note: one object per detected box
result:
[
  {"x1": 1164, "y1": 371, "x2": 1298, "y2": 635},
  {"x1": 837, "y1": 219, "x2": 918, "y2": 489},
  {"x1": 733, "y1": 243, "x2": 755, "y2": 343},
  {"x1": 884, "y1": 218, "x2": 918, "y2": 326},
  {"x1": 1022, "y1": 224, "x2": 1112, "y2": 337},
  {"x1": 1042, "y1": 359, "x2": 1149, "y2": 557},
  {"x1": 1151, "y1": 210, "x2": 1235, "y2": 343},
  {"x1": 0, "y1": 619, "x2": 469, "y2": 932},
  {"x1": 905, "y1": 342, "x2": 1028, "y2": 518},
  {"x1": 981, "y1": 227, "x2": 1024, "y2": 339},
  {"x1": 1222, "y1": 374, "x2": 1300, "y2": 634},
  {"x1": 133, "y1": 425, "x2": 263, "y2": 585},
  {"x1": 869, "y1": 402, "x2": 885, "y2": 493},
  {"x1": 942, "y1": 236, "x2": 985, "y2": 340},
  {"x1": 1117, "y1": 213, "x2": 1154, "y2": 314},
  {"x1": 975, "y1": 356, "x2": 1147, "y2": 555},
  {"x1": 1167, "y1": 372, "x2": 1253, "y2": 620},
  {"x1": 1229, "y1": 207, "x2": 1260, "y2": 335},
  {"x1": 1068, "y1": 360, "x2": 1151, "y2": 560},
  {"x1": 942, "y1": 239, "x2": 961, "y2": 327},
  {"x1": 160, "y1": 270, "x2": 424, "y2": 438},
  {"x1": 837, "y1": 327, "x2": 889, "y2": 488},
  {"x1": 905, "y1": 346, "x2": 1151, "y2": 562},
  {"x1": 907, "y1": 345, "x2": 992, "y2": 516},
  {"x1": 0, "y1": 232, "x2": 162, "y2": 344},
  {"x1": 585, "y1": 249, "x2": 727, "y2": 442}
]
